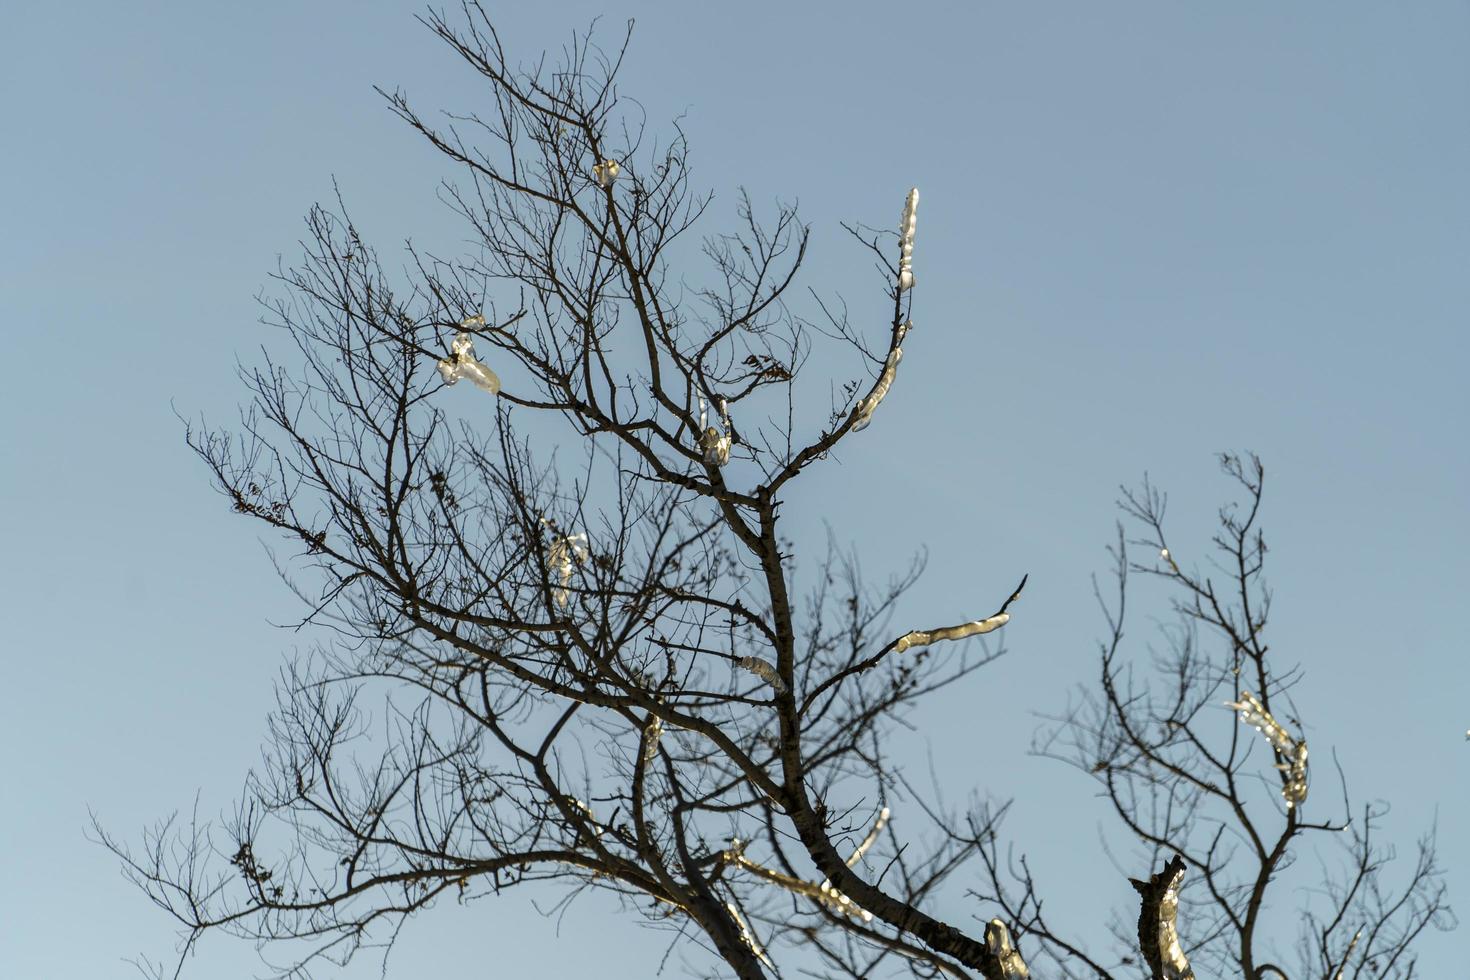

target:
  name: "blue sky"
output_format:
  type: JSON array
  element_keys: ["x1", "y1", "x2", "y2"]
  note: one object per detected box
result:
[{"x1": 2, "y1": 2, "x2": 1466, "y2": 977}]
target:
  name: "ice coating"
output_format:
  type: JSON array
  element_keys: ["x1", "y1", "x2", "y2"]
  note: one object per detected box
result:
[
  {"x1": 891, "y1": 575, "x2": 1026, "y2": 656},
  {"x1": 735, "y1": 656, "x2": 786, "y2": 694},
  {"x1": 722, "y1": 805, "x2": 892, "y2": 928},
  {"x1": 985, "y1": 920, "x2": 1030, "y2": 979},
  {"x1": 697, "y1": 395, "x2": 732, "y2": 466},
  {"x1": 1226, "y1": 691, "x2": 1309, "y2": 808},
  {"x1": 1156, "y1": 865, "x2": 1194, "y2": 980},
  {"x1": 642, "y1": 714, "x2": 663, "y2": 763},
  {"x1": 893, "y1": 613, "x2": 1009, "y2": 654},
  {"x1": 545, "y1": 530, "x2": 589, "y2": 608},
  {"x1": 898, "y1": 187, "x2": 918, "y2": 292},
  {"x1": 850, "y1": 321, "x2": 909, "y2": 432},
  {"x1": 592, "y1": 159, "x2": 620, "y2": 188},
  {"x1": 845, "y1": 806, "x2": 890, "y2": 868},
  {"x1": 724, "y1": 900, "x2": 773, "y2": 968},
  {"x1": 437, "y1": 329, "x2": 501, "y2": 395}
]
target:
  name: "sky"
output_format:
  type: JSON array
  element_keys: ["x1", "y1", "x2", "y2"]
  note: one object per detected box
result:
[{"x1": 2, "y1": 2, "x2": 1466, "y2": 977}]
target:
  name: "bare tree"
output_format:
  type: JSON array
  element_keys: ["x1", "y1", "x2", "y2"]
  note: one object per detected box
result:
[
  {"x1": 99, "y1": 7, "x2": 1450, "y2": 980},
  {"x1": 992, "y1": 454, "x2": 1454, "y2": 979}
]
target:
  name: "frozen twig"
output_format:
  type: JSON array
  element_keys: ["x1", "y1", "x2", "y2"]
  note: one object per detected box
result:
[
  {"x1": 724, "y1": 899, "x2": 774, "y2": 968},
  {"x1": 721, "y1": 805, "x2": 891, "y2": 931},
  {"x1": 541, "y1": 519, "x2": 589, "y2": 608},
  {"x1": 697, "y1": 395, "x2": 732, "y2": 466},
  {"x1": 892, "y1": 574, "x2": 1028, "y2": 655},
  {"x1": 846, "y1": 187, "x2": 920, "y2": 431},
  {"x1": 642, "y1": 713, "x2": 663, "y2": 763},
  {"x1": 565, "y1": 796, "x2": 604, "y2": 843},
  {"x1": 844, "y1": 806, "x2": 890, "y2": 868},
  {"x1": 735, "y1": 656, "x2": 786, "y2": 694},
  {"x1": 1334, "y1": 929, "x2": 1362, "y2": 980},
  {"x1": 1130, "y1": 854, "x2": 1195, "y2": 980},
  {"x1": 850, "y1": 320, "x2": 909, "y2": 432},
  {"x1": 436, "y1": 319, "x2": 501, "y2": 395},
  {"x1": 592, "y1": 159, "x2": 620, "y2": 188},
  {"x1": 898, "y1": 187, "x2": 918, "y2": 292},
  {"x1": 985, "y1": 920, "x2": 1030, "y2": 979},
  {"x1": 1225, "y1": 691, "x2": 1308, "y2": 808},
  {"x1": 724, "y1": 841, "x2": 874, "y2": 924}
]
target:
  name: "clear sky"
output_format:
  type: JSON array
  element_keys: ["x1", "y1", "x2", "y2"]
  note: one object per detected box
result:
[{"x1": 2, "y1": 2, "x2": 1466, "y2": 977}]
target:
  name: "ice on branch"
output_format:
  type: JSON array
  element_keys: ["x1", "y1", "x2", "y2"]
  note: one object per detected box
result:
[
  {"x1": 1160, "y1": 547, "x2": 1180, "y2": 573},
  {"x1": 725, "y1": 900, "x2": 773, "y2": 969},
  {"x1": 814, "y1": 806, "x2": 890, "y2": 916},
  {"x1": 1335, "y1": 930, "x2": 1362, "y2": 980},
  {"x1": 850, "y1": 320, "x2": 909, "y2": 432},
  {"x1": 985, "y1": 920, "x2": 1030, "y2": 979},
  {"x1": 1155, "y1": 866, "x2": 1192, "y2": 979},
  {"x1": 898, "y1": 187, "x2": 919, "y2": 292},
  {"x1": 1130, "y1": 855, "x2": 1195, "y2": 980},
  {"x1": 815, "y1": 879, "x2": 872, "y2": 922},
  {"x1": 892, "y1": 574, "x2": 1027, "y2": 655},
  {"x1": 564, "y1": 796, "x2": 604, "y2": 843},
  {"x1": 592, "y1": 159, "x2": 620, "y2": 188},
  {"x1": 723, "y1": 810, "x2": 891, "y2": 926},
  {"x1": 1225, "y1": 691, "x2": 1308, "y2": 809},
  {"x1": 736, "y1": 656, "x2": 786, "y2": 693},
  {"x1": 436, "y1": 322, "x2": 500, "y2": 395},
  {"x1": 643, "y1": 714, "x2": 663, "y2": 763},
  {"x1": 542, "y1": 521, "x2": 589, "y2": 608},
  {"x1": 697, "y1": 395, "x2": 732, "y2": 466},
  {"x1": 845, "y1": 806, "x2": 890, "y2": 868}
]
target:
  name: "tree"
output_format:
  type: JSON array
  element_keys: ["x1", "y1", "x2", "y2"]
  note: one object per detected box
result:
[
  {"x1": 984, "y1": 454, "x2": 1452, "y2": 978},
  {"x1": 100, "y1": 7, "x2": 1450, "y2": 978}
]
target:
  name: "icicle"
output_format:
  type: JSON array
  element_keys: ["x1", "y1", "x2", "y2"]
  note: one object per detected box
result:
[
  {"x1": 592, "y1": 159, "x2": 620, "y2": 188},
  {"x1": 437, "y1": 328, "x2": 500, "y2": 395},
  {"x1": 736, "y1": 656, "x2": 786, "y2": 693},
  {"x1": 985, "y1": 920, "x2": 1030, "y2": 979},
  {"x1": 898, "y1": 188, "x2": 919, "y2": 292},
  {"x1": 892, "y1": 575, "x2": 1027, "y2": 655},
  {"x1": 1225, "y1": 691, "x2": 1308, "y2": 809},
  {"x1": 697, "y1": 395, "x2": 732, "y2": 466},
  {"x1": 850, "y1": 321, "x2": 909, "y2": 431}
]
